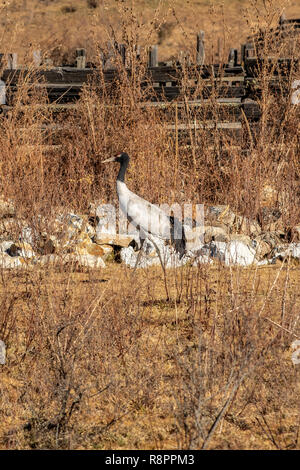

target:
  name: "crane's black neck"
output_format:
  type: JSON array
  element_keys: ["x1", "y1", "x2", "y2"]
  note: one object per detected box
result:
[{"x1": 117, "y1": 154, "x2": 129, "y2": 183}]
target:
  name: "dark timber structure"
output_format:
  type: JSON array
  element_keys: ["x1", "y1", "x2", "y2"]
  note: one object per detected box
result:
[{"x1": 0, "y1": 14, "x2": 299, "y2": 151}]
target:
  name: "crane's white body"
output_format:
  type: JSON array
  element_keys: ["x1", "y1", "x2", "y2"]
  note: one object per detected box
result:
[
  {"x1": 117, "y1": 180, "x2": 175, "y2": 240},
  {"x1": 102, "y1": 153, "x2": 186, "y2": 263}
]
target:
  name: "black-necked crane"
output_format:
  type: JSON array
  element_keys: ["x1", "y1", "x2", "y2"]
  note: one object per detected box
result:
[{"x1": 103, "y1": 152, "x2": 186, "y2": 270}]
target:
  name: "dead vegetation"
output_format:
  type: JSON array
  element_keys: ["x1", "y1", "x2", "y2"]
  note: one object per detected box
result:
[
  {"x1": 0, "y1": 0, "x2": 299, "y2": 450},
  {"x1": 0, "y1": 263, "x2": 299, "y2": 449}
]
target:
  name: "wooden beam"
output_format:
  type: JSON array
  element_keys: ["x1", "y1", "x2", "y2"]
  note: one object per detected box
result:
[
  {"x1": 1, "y1": 63, "x2": 245, "y2": 87},
  {"x1": 119, "y1": 44, "x2": 126, "y2": 66},
  {"x1": 135, "y1": 45, "x2": 141, "y2": 61},
  {"x1": 196, "y1": 31, "x2": 205, "y2": 65},
  {"x1": 76, "y1": 48, "x2": 86, "y2": 69},
  {"x1": 242, "y1": 98, "x2": 261, "y2": 121},
  {"x1": 217, "y1": 37, "x2": 222, "y2": 63},
  {"x1": 0, "y1": 80, "x2": 6, "y2": 104},
  {"x1": 166, "y1": 122, "x2": 242, "y2": 130},
  {"x1": 241, "y1": 44, "x2": 246, "y2": 64},
  {"x1": 148, "y1": 45, "x2": 158, "y2": 67},
  {"x1": 228, "y1": 48, "x2": 238, "y2": 67},
  {"x1": 7, "y1": 53, "x2": 17, "y2": 69},
  {"x1": 279, "y1": 12, "x2": 286, "y2": 26},
  {"x1": 33, "y1": 50, "x2": 41, "y2": 67},
  {"x1": 104, "y1": 41, "x2": 118, "y2": 70}
]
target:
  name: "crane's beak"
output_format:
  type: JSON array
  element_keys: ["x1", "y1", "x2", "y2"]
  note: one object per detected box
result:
[{"x1": 102, "y1": 156, "x2": 117, "y2": 163}]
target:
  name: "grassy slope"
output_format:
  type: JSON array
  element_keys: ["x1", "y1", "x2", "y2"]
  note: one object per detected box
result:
[{"x1": 1, "y1": 0, "x2": 300, "y2": 62}]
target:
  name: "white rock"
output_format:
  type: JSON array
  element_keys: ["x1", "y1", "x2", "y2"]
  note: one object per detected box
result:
[
  {"x1": 0, "y1": 253, "x2": 23, "y2": 269},
  {"x1": 95, "y1": 204, "x2": 117, "y2": 235},
  {"x1": 0, "y1": 241, "x2": 35, "y2": 258},
  {"x1": 291, "y1": 243, "x2": 300, "y2": 258},
  {"x1": 224, "y1": 241, "x2": 256, "y2": 266},
  {"x1": 121, "y1": 238, "x2": 260, "y2": 268},
  {"x1": 292, "y1": 224, "x2": 300, "y2": 241},
  {"x1": 120, "y1": 243, "x2": 191, "y2": 269},
  {"x1": 257, "y1": 259, "x2": 270, "y2": 266},
  {"x1": 194, "y1": 240, "x2": 256, "y2": 266},
  {"x1": 184, "y1": 226, "x2": 205, "y2": 251},
  {"x1": 120, "y1": 246, "x2": 159, "y2": 268},
  {"x1": 274, "y1": 243, "x2": 300, "y2": 260},
  {"x1": 142, "y1": 235, "x2": 166, "y2": 255},
  {"x1": 0, "y1": 240, "x2": 15, "y2": 253},
  {"x1": 55, "y1": 212, "x2": 95, "y2": 240}
]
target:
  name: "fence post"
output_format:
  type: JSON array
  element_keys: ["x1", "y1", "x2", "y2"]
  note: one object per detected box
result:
[
  {"x1": 0, "y1": 80, "x2": 6, "y2": 105},
  {"x1": 148, "y1": 45, "x2": 158, "y2": 67},
  {"x1": 44, "y1": 58, "x2": 53, "y2": 67},
  {"x1": 179, "y1": 51, "x2": 191, "y2": 66},
  {"x1": 99, "y1": 51, "x2": 104, "y2": 69},
  {"x1": 135, "y1": 45, "x2": 141, "y2": 61},
  {"x1": 228, "y1": 48, "x2": 237, "y2": 67},
  {"x1": 7, "y1": 53, "x2": 17, "y2": 69},
  {"x1": 105, "y1": 41, "x2": 116, "y2": 69},
  {"x1": 119, "y1": 43, "x2": 126, "y2": 66},
  {"x1": 279, "y1": 12, "x2": 286, "y2": 26},
  {"x1": 196, "y1": 31, "x2": 205, "y2": 65},
  {"x1": 291, "y1": 80, "x2": 300, "y2": 105},
  {"x1": 33, "y1": 50, "x2": 41, "y2": 66},
  {"x1": 217, "y1": 37, "x2": 221, "y2": 63},
  {"x1": 0, "y1": 340, "x2": 6, "y2": 365},
  {"x1": 241, "y1": 44, "x2": 246, "y2": 64},
  {"x1": 76, "y1": 48, "x2": 86, "y2": 68}
]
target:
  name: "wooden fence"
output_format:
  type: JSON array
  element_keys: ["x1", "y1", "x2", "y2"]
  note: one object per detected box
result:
[{"x1": 0, "y1": 14, "x2": 299, "y2": 151}]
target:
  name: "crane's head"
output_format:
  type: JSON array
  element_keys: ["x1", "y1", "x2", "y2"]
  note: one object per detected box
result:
[{"x1": 103, "y1": 152, "x2": 129, "y2": 164}]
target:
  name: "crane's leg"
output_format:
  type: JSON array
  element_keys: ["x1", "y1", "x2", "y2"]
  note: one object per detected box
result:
[
  {"x1": 147, "y1": 235, "x2": 170, "y2": 301},
  {"x1": 132, "y1": 236, "x2": 146, "y2": 272}
]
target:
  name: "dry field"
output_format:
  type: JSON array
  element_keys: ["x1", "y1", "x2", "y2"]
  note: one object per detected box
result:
[
  {"x1": 1, "y1": 0, "x2": 300, "y2": 63},
  {"x1": 0, "y1": 263, "x2": 300, "y2": 449},
  {"x1": 0, "y1": 0, "x2": 299, "y2": 450}
]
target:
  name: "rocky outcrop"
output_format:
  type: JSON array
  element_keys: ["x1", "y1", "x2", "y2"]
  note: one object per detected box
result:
[
  {"x1": 94, "y1": 233, "x2": 136, "y2": 248},
  {"x1": 0, "y1": 197, "x2": 297, "y2": 270}
]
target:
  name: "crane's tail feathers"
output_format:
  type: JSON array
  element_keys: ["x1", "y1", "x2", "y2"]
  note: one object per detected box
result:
[{"x1": 170, "y1": 216, "x2": 186, "y2": 259}]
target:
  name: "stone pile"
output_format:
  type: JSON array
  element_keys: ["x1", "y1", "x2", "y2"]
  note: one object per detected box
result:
[{"x1": 0, "y1": 197, "x2": 299, "y2": 270}]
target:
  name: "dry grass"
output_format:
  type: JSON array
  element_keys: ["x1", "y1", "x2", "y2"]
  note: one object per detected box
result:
[
  {"x1": 0, "y1": 0, "x2": 299, "y2": 450},
  {"x1": 0, "y1": 263, "x2": 299, "y2": 449},
  {"x1": 1, "y1": 0, "x2": 300, "y2": 63}
]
